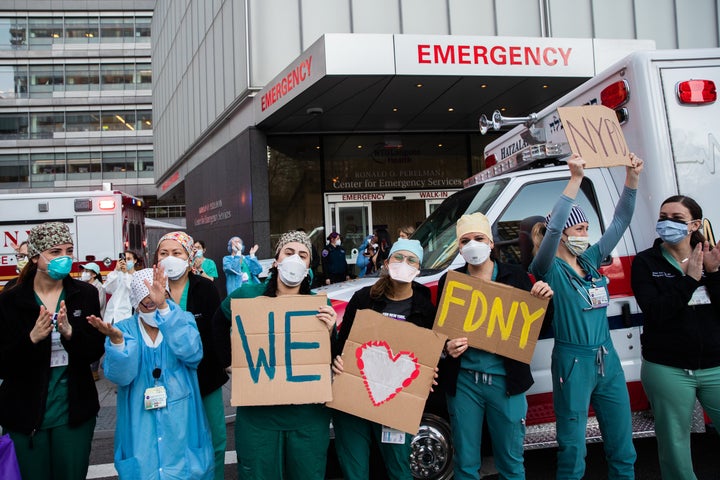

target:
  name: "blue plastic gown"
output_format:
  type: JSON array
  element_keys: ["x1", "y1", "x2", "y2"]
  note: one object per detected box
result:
[
  {"x1": 223, "y1": 254, "x2": 262, "y2": 294},
  {"x1": 103, "y1": 301, "x2": 214, "y2": 480}
]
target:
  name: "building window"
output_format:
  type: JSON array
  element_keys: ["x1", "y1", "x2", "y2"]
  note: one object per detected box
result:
[
  {"x1": 0, "y1": 18, "x2": 27, "y2": 50},
  {"x1": 66, "y1": 112, "x2": 100, "y2": 132},
  {"x1": 100, "y1": 17, "x2": 134, "y2": 40},
  {"x1": 0, "y1": 113, "x2": 28, "y2": 139},
  {"x1": 29, "y1": 65, "x2": 63, "y2": 97},
  {"x1": 67, "y1": 151, "x2": 101, "y2": 178},
  {"x1": 65, "y1": 17, "x2": 99, "y2": 42},
  {"x1": 31, "y1": 152, "x2": 66, "y2": 186},
  {"x1": 135, "y1": 17, "x2": 151, "y2": 38},
  {"x1": 0, "y1": 65, "x2": 27, "y2": 99},
  {"x1": 137, "y1": 63, "x2": 152, "y2": 86},
  {"x1": 102, "y1": 111, "x2": 135, "y2": 131},
  {"x1": 0, "y1": 153, "x2": 29, "y2": 185},
  {"x1": 137, "y1": 110, "x2": 152, "y2": 130},
  {"x1": 27, "y1": 17, "x2": 63, "y2": 48},
  {"x1": 101, "y1": 64, "x2": 133, "y2": 89},
  {"x1": 138, "y1": 150, "x2": 153, "y2": 176},
  {"x1": 30, "y1": 113, "x2": 64, "y2": 139}
]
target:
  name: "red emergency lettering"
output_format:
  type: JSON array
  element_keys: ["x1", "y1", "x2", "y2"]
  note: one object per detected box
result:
[
  {"x1": 415, "y1": 44, "x2": 574, "y2": 67},
  {"x1": 261, "y1": 56, "x2": 313, "y2": 111}
]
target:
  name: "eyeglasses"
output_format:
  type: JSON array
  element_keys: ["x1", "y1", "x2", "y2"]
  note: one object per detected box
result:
[
  {"x1": 139, "y1": 299, "x2": 157, "y2": 310},
  {"x1": 15, "y1": 254, "x2": 27, "y2": 260},
  {"x1": 390, "y1": 253, "x2": 420, "y2": 266}
]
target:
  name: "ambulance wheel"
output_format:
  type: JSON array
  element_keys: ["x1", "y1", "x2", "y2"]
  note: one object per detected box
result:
[{"x1": 410, "y1": 413, "x2": 454, "y2": 479}]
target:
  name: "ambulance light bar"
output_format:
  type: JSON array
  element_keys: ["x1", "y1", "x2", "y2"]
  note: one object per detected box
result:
[{"x1": 466, "y1": 142, "x2": 567, "y2": 187}]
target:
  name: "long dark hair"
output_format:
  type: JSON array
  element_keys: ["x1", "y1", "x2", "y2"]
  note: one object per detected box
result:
[
  {"x1": 661, "y1": 195, "x2": 705, "y2": 247},
  {"x1": 369, "y1": 269, "x2": 396, "y2": 300},
  {"x1": 16, "y1": 258, "x2": 37, "y2": 286}
]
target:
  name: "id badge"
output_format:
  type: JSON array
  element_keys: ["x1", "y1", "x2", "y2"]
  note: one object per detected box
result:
[
  {"x1": 688, "y1": 286, "x2": 711, "y2": 306},
  {"x1": 381, "y1": 426, "x2": 406, "y2": 444},
  {"x1": 50, "y1": 331, "x2": 69, "y2": 367},
  {"x1": 144, "y1": 386, "x2": 167, "y2": 410},
  {"x1": 587, "y1": 287, "x2": 609, "y2": 308}
]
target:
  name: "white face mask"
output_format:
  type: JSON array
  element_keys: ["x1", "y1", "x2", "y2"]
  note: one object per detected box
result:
[
  {"x1": 277, "y1": 254, "x2": 308, "y2": 287},
  {"x1": 138, "y1": 310, "x2": 158, "y2": 328},
  {"x1": 80, "y1": 271, "x2": 92, "y2": 282},
  {"x1": 460, "y1": 240, "x2": 491, "y2": 265},
  {"x1": 335, "y1": 240, "x2": 342, "y2": 247},
  {"x1": 160, "y1": 256, "x2": 188, "y2": 280},
  {"x1": 388, "y1": 261, "x2": 419, "y2": 283}
]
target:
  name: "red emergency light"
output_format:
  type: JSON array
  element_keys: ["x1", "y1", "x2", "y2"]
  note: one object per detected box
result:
[
  {"x1": 600, "y1": 80, "x2": 629, "y2": 110},
  {"x1": 484, "y1": 154, "x2": 497, "y2": 169},
  {"x1": 676, "y1": 79, "x2": 716, "y2": 104},
  {"x1": 98, "y1": 199, "x2": 116, "y2": 210}
]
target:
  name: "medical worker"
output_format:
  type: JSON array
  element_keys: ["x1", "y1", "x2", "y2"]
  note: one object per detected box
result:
[
  {"x1": 223, "y1": 236, "x2": 262, "y2": 294},
  {"x1": 331, "y1": 238, "x2": 436, "y2": 480},
  {"x1": 214, "y1": 230, "x2": 337, "y2": 479},
  {"x1": 529, "y1": 153, "x2": 643, "y2": 479},
  {"x1": 631, "y1": 195, "x2": 720, "y2": 480},
  {"x1": 0, "y1": 222, "x2": 104, "y2": 480},
  {"x1": 154, "y1": 231, "x2": 227, "y2": 480},
  {"x1": 439, "y1": 213, "x2": 553, "y2": 480},
  {"x1": 88, "y1": 266, "x2": 213, "y2": 479},
  {"x1": 104, "y1": 250, "x2": 139, "y2": 324}
]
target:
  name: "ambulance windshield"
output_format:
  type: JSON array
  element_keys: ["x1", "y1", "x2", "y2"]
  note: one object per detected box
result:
[{"x1": 413, "y1": 178, "x2": 509, "y2": 272}]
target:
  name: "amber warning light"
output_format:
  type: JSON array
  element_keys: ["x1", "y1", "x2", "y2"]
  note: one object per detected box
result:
[{"x1": 98, "y1": 199, "x2": 116, "y2": 210}]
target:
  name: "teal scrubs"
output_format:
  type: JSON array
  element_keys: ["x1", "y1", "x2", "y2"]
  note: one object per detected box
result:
[
  {"x1": 530, "y1": 188, "x2": 637, "y2": 480},
  {"x1": 447, "y1": 263, "x2": 527, "y2": 480}
]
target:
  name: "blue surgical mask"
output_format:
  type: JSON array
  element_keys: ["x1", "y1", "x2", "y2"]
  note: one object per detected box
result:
[
  {"x1": 656, "y1": 219, "x2": 689, "y2": 245},
  {"x1": 125, "y1": 260, "x2": 135, "y2": 271},
  {"x1": 44, "y1": 255, "x2": 73, "y2": 280}
]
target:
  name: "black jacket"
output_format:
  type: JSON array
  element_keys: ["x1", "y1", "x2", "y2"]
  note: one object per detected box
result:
[
  {"x1": 437, "y1": 263, "x2": 535, "y2": 397},
  {"x1": 0, "y1": 270, "x2": 105, "y2": 434},
  {"x1": 332, "y1": 281, "x2": 437, "y2": 357},
  {"x1": 185, "y1": 272, "x2": 229, "y2": 396},
  {"x1": 632, "y1": 239, "x2": 720, "y2": 370}
]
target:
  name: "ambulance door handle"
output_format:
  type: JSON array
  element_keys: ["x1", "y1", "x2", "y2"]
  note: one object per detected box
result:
[{"x1": 621, "y1": 302, "x2": 632, "y2": 328}]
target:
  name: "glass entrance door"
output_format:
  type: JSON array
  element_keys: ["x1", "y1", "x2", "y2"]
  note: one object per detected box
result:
[{"x1": 328, "y1": 202, "x2": 372, "y2": 264}]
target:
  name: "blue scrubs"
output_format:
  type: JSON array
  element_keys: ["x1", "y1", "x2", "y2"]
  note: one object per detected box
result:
[
  {"x1": 103, "y1": 301, "x2": 214, "y2": 480},
  {"x1": 530, "y1": 188, "x2": 637, "y2": 480}
]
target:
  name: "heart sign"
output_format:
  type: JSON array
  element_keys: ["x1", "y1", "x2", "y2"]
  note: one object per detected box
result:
[{"x1": 356, "y1": 340, "x2": 420, "y2": 406}]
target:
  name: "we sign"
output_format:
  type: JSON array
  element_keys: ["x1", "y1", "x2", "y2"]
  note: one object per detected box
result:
[
  {"x1": 230, "y1": 295, "x2": 332, "y2": 406},
  {"x1": 433, "y1": 271, "x2": 548, "y2": 364}
]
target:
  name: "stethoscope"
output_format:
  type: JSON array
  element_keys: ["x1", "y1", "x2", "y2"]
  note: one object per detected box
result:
[{"x1": 560, "y1": 262, "x2": 606, "y2": 311}]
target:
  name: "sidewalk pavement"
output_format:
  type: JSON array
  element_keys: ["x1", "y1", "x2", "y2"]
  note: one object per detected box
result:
[{"x1": 94, "y1": 367, "x2": 235, "y2": 439}]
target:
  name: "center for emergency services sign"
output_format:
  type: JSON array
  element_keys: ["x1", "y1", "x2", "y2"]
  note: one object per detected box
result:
[
  {"x1": 230, "y1": 295, "x2": 332, "y2": 406},
  {"x1": 433, "y1": 271, "x2": 548, "y2": 364}
]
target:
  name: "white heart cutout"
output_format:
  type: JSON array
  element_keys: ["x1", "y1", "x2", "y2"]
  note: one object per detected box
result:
[{"x1": 356, "y1": 341, "x2": 420, "y2": 406}]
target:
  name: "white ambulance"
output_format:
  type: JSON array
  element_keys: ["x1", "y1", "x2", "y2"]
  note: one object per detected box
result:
[
  {"x1": 318, "y1": 47, "x2": 719, "y2": 479},
  {"x1": 0, "y1": 190, "x2": 147, "y2": 289}
]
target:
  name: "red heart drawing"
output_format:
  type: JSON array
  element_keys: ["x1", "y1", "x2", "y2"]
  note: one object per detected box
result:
[{"x1": 356, "y1": 340, "x2": 420, "y2": 406}]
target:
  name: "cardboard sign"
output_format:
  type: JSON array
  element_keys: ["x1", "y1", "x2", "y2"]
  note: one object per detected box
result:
[
  {"x1": 230, "y1": 295, "x2": 332, "y2": 406},
  {"x1": 328, "y1": 309, "x2": 447, "y2": 435},
  {"x1": 557, "y1": 105, "x2": 632, "y2": 168},
  {"x1": 433, "y1": 270, "x2": 548, "y2": 364}
]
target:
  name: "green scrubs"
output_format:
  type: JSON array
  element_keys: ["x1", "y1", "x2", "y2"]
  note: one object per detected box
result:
[{"x1": 223, "y1": 282, "x2": 331, "y2": 480}]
